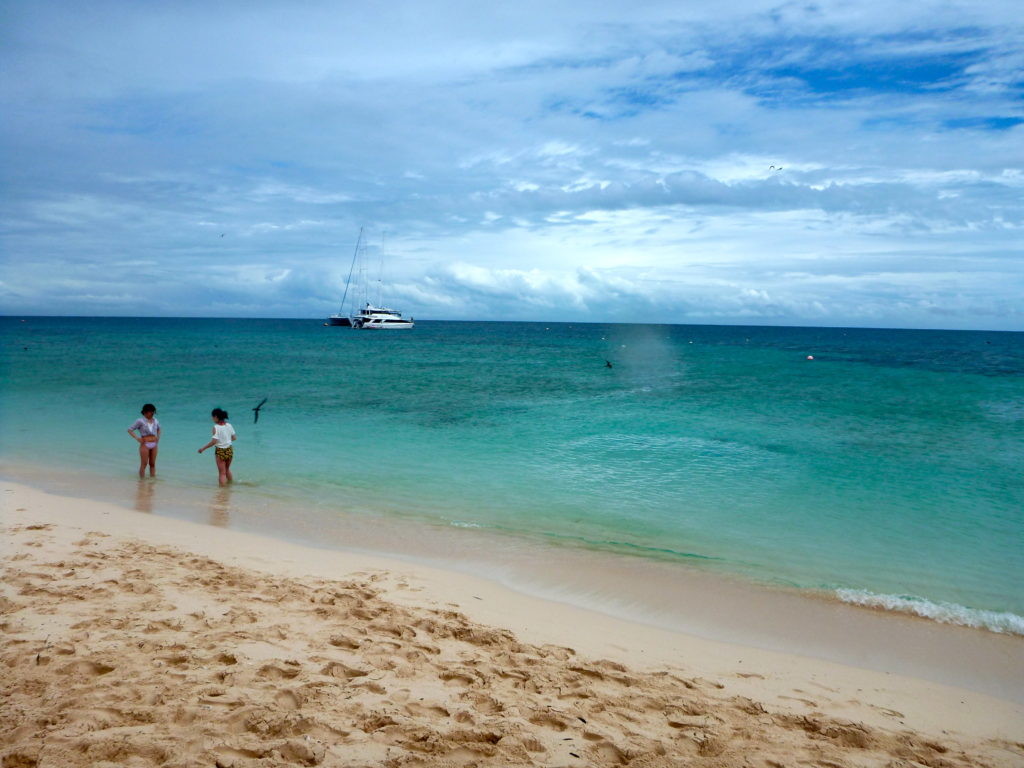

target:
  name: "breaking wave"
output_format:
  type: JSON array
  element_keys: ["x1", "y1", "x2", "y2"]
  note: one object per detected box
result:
[{"x1": 835, "y1": 589, "x2": 1024, "y2": 636}]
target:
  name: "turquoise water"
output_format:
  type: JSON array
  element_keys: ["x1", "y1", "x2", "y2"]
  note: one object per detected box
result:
[{"x1": 2, "y1": 317, "x2": 1022, "y2": 633}]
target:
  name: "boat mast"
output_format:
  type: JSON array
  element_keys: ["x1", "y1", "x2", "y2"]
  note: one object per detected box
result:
[
  {"x1": 358, "y1": 236, "x2": 368, "y2": 308},
  {"x1": 338, "y1": 227, "x2": 363, "y2": 315},
  {"x1": 376, "y1": 231, "x2": 386, "y2": 307}
]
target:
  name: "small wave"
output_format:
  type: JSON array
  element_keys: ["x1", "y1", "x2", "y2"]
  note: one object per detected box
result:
[
  {"x1": 442, "y1": 516, "x2": 720, "y2": 563},
  {"x1": 835, "y1": 589, "x2": 1024, "y2": 635}
]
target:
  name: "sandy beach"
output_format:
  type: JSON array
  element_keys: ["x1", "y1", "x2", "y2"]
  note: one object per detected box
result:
[{"x1": 2, "y1": 481, "x2": 1022, "y2": 767}]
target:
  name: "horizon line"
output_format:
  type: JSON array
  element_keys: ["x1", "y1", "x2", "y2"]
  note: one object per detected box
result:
[{"x1": 2, "y1": 314, "x2": 1021, "y2": 335}]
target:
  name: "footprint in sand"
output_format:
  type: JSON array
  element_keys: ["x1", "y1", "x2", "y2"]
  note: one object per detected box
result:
[
  {"x1": 404, "y1": 701, "x2": 450, "y2": 718},
  {"x1": 520, "y1": 736, "x2": 547, "y2": 753},
  {"x1": 274, "y1": 689, "x2": 301, "y2": 709},
  {"x1": 61, "y1": 659, "x2": 116, "y2": 676},
  {"x1": 354, "y1": 679, "x2": 387, "y2": 695},
  {"x1": 258, "y1": 662, "x2": 302, "y2": 680},
  {"x1": 466, "y1": 693, "x2": 505, "y2": 714},
  {"x1": 439, "y1": 669, "x2": 480, "y2": 687},
  {"x1": 328, "y1": 634, "x2": 362, "y2": 650},
  {"x1": 528, "y1": 711, "x2": 569, "y2": 731},
  {"x1": 320, "y1": 661, "x2": 369, "y2": 679},
  {"x1": 584, "y1": 737, "x2": 629, "y2": 764}
]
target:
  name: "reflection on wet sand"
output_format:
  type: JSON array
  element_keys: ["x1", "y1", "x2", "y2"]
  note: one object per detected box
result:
[
  {"x1": 209, "y1": 487, "x2": 231, "y2": 527},
  {"x1": 134, "y1": 478, "x2": 155, "y2": 514}
]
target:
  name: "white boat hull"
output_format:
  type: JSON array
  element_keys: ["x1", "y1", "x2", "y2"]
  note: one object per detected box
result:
[
  {"x1": 358, "y1": 322, "x2": 414, "y2": 329},
  {"x1": 351, "y1": 304, "x2": 414, "y2": 329}
]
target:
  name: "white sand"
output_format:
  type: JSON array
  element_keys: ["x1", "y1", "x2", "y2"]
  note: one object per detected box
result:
[{"x1": 3, "y1": 481, "x2": 1023, "y2": 767}]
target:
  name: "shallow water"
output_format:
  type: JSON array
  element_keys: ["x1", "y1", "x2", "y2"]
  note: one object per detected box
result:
[{"x1": 2, "y1": 317, "x2": 1022, "y2": 634}]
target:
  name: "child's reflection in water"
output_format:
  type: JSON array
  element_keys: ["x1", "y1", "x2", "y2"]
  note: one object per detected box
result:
[
  {"x1": 209, "y1": 486, "x2": 231, "y2": 528},
  {"x1": 134, "y1": 478, "x2": 155, "y2": 514}
]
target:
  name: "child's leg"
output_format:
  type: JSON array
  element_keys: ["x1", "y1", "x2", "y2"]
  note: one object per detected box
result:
[
  {"x1": 215, "y1": 455, "x2": 228, "y2": 486},
  {"x1": 138, "y1": 444, "x2": 149, "y2": 478}
]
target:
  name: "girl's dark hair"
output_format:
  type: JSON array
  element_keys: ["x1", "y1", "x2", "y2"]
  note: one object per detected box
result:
[
  {"x1": 141, "y1": 403, "x2": 156, "y2": 414},
  {"x1": 211, "y1": 408, "x2": 229, "y2": 421}
]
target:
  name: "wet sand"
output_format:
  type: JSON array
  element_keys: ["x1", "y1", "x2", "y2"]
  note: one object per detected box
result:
[{"x1": 2, "y1": 481, "x2": 1023, "y2": 767}]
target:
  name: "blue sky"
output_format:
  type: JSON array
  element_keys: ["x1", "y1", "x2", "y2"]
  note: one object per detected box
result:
[{"x1": 2, "y1": 1, "x2": 1022, "y2": 329}]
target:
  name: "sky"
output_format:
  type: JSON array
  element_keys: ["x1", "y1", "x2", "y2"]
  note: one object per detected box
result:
[{"x1": 1, "y1": 1, "x2": 1022, "y2": 330}]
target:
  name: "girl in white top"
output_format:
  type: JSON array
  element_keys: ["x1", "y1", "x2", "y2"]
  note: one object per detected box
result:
[
  {"x1": 127, "y1": 403, "x2": 161, "y2": 478},
  {"x1": 198, "y1": 408, "x2": 237, "y2": 486}
]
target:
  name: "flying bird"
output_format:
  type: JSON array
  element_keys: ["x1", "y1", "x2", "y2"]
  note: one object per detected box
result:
[{"x1": 252, "y1": 397, "x2": 268, "y2": 423}]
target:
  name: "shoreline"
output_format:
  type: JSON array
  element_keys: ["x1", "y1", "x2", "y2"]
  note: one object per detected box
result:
[
  {"x1": 4, "y1": 482, "x2": 1023, "y2": 767},
  {"x1": 3, "y1": 480, "x2": 1023, "y2": 753},
  {"x1": 3, "y1": 467, "x2": 1024, "y2": 703}
]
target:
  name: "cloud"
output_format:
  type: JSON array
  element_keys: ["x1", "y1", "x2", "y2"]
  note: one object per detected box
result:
[{"x1": 1, "y1": 0, "x2": 1022, "y2": 330}]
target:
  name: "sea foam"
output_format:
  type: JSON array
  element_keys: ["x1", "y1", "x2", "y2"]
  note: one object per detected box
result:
[{"x1": 835, "y1": 589, "x2": 1024, "y2": 635}]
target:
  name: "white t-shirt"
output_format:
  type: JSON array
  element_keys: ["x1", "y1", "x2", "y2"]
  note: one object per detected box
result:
[{"x1": 213, "y1": 422, "x2": 236, "y2": 449}]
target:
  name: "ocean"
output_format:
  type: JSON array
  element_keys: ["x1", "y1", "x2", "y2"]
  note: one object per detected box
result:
[{"x1": 2, "y1": 317, "x2": 1022, "y2": 636}]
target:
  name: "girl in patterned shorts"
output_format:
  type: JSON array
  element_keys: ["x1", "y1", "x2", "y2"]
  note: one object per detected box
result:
[{"x1": 198, "y1": 408, "x2": 237, "y2": 486}]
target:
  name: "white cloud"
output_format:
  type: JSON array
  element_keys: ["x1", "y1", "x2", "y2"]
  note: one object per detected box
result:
[{"x1": 1, "y1": 1, "x2": 1022, "y2": 329}]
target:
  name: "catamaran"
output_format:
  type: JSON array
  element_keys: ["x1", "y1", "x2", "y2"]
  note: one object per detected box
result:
[
  {"x1": 350, "y1": 303, "x2": 414, "y2": 329},
  {"x1": 328, "y1": 228, "x2": 414, "y2": 329}
]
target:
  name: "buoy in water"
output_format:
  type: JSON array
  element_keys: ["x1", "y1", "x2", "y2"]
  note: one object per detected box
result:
[{"x1": 806, "y1": 355, "x2": 814, "y2": 360}]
